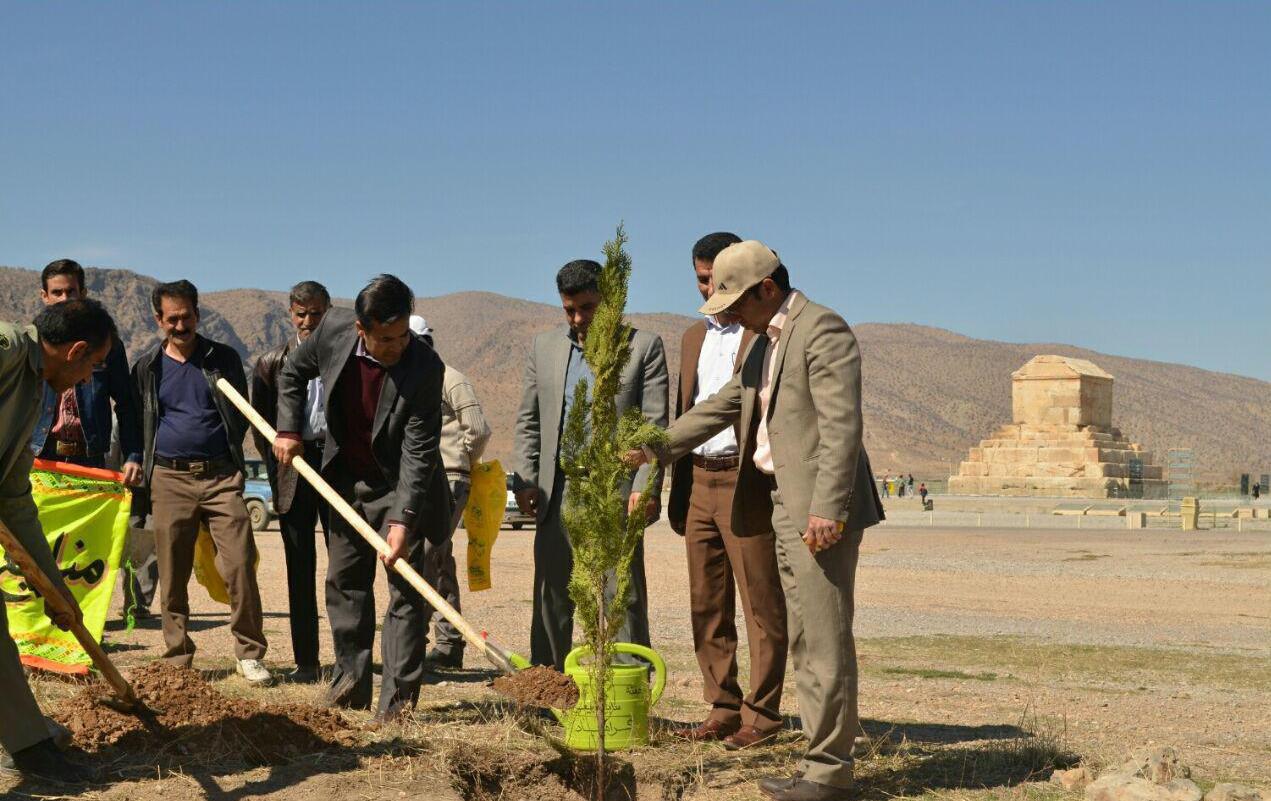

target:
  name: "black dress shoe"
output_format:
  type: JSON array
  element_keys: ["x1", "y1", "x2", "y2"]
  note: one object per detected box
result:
[
  {"x1": 762, "y1": 778, "x2": 850, "y2": 801},
  {"x1": 323, "y1": 674, "x2": 360, "y2": 708},
  {"x1": 424, "y1": 648, "x2": 464, "y2": 669},
  {"x1": 286, "y1": 665, "x2": 321, "y2": 684},
  {"x1": 7, "y1": 739, "x2": 93, "y2": 785}
]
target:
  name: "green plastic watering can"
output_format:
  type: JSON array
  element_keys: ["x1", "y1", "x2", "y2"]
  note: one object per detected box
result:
[{"x1": 551, "y1": 642, "x2": 666, "y2": 751}]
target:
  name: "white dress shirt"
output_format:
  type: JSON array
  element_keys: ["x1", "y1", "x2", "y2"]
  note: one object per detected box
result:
[
  {"x1": 753, "y1": 290, "x2": 800, "y2": 475},
  {"x1": 692, "y1": 316, "x2": 743, "y2": 457},
  {"x1": 300, "y1": 335, "x2": 326, "y2": 440}
]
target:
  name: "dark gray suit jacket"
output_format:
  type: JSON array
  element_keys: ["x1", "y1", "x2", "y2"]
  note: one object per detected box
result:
[
  {"x1": 276, "y1": 306, "x2": 446, "y2": 540},
  {"x1": 510, "y1": 325, "x2": 669, "y2": 523}
]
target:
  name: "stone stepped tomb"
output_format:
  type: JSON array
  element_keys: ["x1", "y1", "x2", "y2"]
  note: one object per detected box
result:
[{"x1": 948, "y1": 355, "x2": 1168, "y2": 498}]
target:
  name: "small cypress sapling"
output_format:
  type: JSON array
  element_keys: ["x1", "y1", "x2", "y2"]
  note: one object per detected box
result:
[{"x1": 559, "y1": 224, "x2": 667, "y2": 770}]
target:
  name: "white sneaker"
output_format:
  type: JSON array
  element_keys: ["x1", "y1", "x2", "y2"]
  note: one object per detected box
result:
[{"x1": 236, "y1": 659, "x2": 273, "y2": 686}]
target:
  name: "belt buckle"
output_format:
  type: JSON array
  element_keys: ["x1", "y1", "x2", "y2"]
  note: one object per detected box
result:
[
  {"x1": 188, "y1": 460, "x2": 207, "y2": 476},
  {"x1": 55, "y1": 440, "x2": 79, "y2": 456}
]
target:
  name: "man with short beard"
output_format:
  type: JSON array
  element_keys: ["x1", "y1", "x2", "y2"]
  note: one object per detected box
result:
[
  {"x1": 1, "y1": 299, "x2": 118, "y2": 784},
  {"x1": 251, "y1": 280, "x2": 333, "y2": 683}
]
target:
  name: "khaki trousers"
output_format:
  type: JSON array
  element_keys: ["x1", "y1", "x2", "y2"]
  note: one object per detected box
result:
[
  {"x1": 684, "y1": 466, "x2": 787, "y2": 733},
  {"x1": 151, "y1": 465, "x2": 267, "y2": 666},
  {"x1": 770, "y1": 487, "x2": 863, "y2": 790}
]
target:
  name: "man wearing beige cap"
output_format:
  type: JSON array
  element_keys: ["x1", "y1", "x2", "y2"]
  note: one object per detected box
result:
[{"x1": 627, "y1": 240, "x2": 884, "y2": 800}]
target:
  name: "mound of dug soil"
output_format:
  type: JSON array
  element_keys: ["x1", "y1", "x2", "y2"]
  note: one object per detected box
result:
[
  {"x1": 492, "y1": 666, "x2": 579, "y2": 709},
  {"x1": 53, "y1": 661, "x2": 358, "y2": 765},
  {"x1": 448, "y1": 744, "x2": 634, "y2": 801}
]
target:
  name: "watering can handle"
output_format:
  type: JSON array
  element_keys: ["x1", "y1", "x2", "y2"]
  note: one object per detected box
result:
[{"x1": 562, "y1": 642, "x2": 666, "y2": 707}]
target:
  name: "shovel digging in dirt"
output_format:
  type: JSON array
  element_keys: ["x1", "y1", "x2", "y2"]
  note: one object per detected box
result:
[
  {"x1": 0, "y1": 519, "x2": 145, "y2": 714},
  {"x1": 217, "y1": 378, "x2": 526, "y2": 676}
]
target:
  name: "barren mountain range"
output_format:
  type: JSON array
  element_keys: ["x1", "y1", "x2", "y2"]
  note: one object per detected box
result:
[{"x1": 3, "y1": 265, "x2": 1267, "y2": 483}]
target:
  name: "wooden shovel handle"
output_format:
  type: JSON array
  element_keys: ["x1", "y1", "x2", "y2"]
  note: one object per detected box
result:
[
  {"x1": 0, "y1": 519, "x2": 139, "y2": 705},
  {"x1": 215, "y1": 378, "x2": 519, "y2": 675}
]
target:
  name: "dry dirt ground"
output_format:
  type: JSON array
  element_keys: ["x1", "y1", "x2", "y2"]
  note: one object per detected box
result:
[{"x1": 6, "y1": 518, "x2": 1269, "y2": 801}]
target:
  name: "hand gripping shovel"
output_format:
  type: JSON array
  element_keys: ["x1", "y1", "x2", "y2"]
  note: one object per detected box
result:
[
  {"x1": 0, "y1": 519, "x2": 144, "y2": 713},
  {"x1": 216, "y1": 379, "x2": 525, "y2": 675}
]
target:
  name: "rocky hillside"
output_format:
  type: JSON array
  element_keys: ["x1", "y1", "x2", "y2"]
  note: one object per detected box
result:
[{"x1": 3, "y1": 265, "x2": 1268, "y2": 482}]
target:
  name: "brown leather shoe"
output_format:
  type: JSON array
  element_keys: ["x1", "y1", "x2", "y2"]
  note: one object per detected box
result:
[
  {"x1": 760, "y1": 778, "x2": 850, "y2": 800},
  {"x1": 673, "y1": 718, "x2": 739, "y2": 741},
  {"x1": 722, "y1": 724, "x2": 779, "y2": 750}
]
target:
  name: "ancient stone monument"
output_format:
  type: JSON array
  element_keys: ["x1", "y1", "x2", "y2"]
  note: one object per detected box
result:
[{"x1": 948, "y1": 355, "x2": 1167, "y2": 498}]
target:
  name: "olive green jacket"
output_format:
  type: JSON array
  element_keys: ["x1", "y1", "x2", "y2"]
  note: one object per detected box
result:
[
  {"x1": 654, "y1": 293, "x2": 884, "y2": 536},
  {"x1": 0, "y1": 321, "x2": 69, "y2": 590}
]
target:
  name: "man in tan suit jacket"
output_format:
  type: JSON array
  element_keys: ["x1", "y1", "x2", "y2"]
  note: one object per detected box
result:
[
  {"x1": 630, "y1": 240, "x2": 884, "y2": 801},
  {"x1": 668, "y1": 232, "x2": 788, "y2": 750}
]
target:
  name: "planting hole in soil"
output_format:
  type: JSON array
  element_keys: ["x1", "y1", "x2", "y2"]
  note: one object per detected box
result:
[{"x1": 448, "y1": 744, "x2": 635, "y2": 801}]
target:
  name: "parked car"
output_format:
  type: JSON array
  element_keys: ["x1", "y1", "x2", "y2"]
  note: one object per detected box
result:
[
  {"x1": 242, "y1": 459, "x2": 276, "y2": 532},
  {"x1": 505, "y1": 474, "x2": 536, "y2": 531}
]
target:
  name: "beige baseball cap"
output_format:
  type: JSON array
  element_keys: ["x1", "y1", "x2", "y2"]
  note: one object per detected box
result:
[{"x1": 698, "y1": 240, "x2": 780, "y2": 316}]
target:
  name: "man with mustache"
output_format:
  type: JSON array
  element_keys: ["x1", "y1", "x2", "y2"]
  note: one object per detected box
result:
[
  {"x1": 251, "y1": 280, "x2": 332, "y2": 683},
  {"x1": 130, "y1": 280, "x2": 270, "y2": 685}
]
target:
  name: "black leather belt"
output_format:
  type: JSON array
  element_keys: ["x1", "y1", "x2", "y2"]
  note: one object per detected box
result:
[
  {"x1": 154, "y1": 454, "x2": 237, "y2": 476},
  {"x1": 692, "y1": 453, "x2": 740, "y2": 471}
]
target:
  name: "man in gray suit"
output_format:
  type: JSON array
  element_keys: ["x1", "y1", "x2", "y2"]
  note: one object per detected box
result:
[
  {"x1": 511, "y1": 260, "x2": 669, "y2": 670},
  {"x1": 273, "y1": 274, "x2": 448, "y2": 723},
  {"x1": 628, "y1": 241, "x2": 884, "y2": 801}
]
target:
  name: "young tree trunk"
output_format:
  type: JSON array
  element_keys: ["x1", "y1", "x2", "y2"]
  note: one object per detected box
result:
[{"x1": 594, "y1": 592, "x2": 607, "y2": 801}]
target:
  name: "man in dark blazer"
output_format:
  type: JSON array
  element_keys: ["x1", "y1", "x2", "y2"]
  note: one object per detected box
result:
[
  {"x1": 668, "y1": 233, "x2": 788, "y2": 750},
  {"x1": 251, "y1": 280, "x2": 332, "y2": 684},
  {"x1": 510, "y1": 259, "x2": 669, "y2": 670},
  {"x1": 273, "y1": 274, "x2": 447, "y2": 722}
]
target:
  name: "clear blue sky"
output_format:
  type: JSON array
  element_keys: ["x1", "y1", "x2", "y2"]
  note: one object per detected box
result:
[{"x1": 3, "y1": 3, "x2": 1268, "y2": 378}]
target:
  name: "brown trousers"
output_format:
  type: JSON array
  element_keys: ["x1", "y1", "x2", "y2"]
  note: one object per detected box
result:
[
  {"x1": 151, "y1": 464, "x2": 267, "y2": 666},
  {"x1": 684, "y1": 466, "x2": 788, "y2": 733}
]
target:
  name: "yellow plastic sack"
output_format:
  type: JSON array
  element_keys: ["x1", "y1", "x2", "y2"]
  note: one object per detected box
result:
[
  {"x1": 192, "y1": 524, "x2": 260, "y2": 605},
  {"x1": 462, "y1": 460, "x2": 507, "y2": 591}
]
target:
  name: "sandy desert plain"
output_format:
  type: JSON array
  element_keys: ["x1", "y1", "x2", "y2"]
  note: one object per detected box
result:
[{"x1": 6, "y1": 495, "x2": 1269, "y2": 801}]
